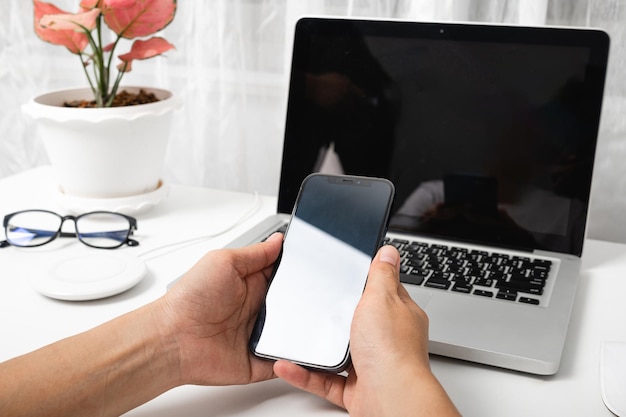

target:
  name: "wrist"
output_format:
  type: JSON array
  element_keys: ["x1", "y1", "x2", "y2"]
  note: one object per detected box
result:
[
  {"x1": 142, "y1": 298, "x2": 185, "y2": 388},
  {"x1": 356, "y1": 359, "x2": 449, "y2": 417},
  {"x1": 381, "y1": 365, "x2": 459, "y2": 417},
  {"x1": 93, "y1": 301, "x2": 184, "y2": 416}
]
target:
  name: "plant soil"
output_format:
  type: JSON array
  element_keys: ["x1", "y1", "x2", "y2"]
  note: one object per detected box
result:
[{"x1": 63, "y1": 89, "x2": 160, "y2": 108}]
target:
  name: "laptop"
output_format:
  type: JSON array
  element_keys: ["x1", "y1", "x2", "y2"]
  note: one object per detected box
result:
[{"x1": 226, "y1": 17, "x2": 609, "y2": 375}]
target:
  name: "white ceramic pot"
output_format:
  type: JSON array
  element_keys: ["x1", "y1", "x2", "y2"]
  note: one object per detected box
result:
[{"x1": 22, "y1": 86, "x2": 181, "y2": 199}]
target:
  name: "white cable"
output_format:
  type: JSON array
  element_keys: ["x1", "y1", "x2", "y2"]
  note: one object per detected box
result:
[{"x1": 137, "y1": 191, "x2": 261, "y2": 261}]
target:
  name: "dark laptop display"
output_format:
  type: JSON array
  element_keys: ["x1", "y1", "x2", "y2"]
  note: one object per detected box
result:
[{"x1": 278, "y1": 18, "x2": 609, "y2": 257}]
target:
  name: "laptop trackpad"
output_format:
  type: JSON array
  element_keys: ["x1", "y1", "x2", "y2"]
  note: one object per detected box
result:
[{"x1": 403, "y1": 285, "x2": 434, "y2": 311}]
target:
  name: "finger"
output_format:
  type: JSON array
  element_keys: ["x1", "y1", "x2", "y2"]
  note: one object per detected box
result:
[
  {"x1": 231, "y1": 232, "x2": 283, "y2": 278},
  {"x1": 273, "y1": 360, "x2": 347, "y2": 410},
  {"x1": 376, "y1": 244, "x2": 401, "y2": 268},
  {"x1": 366, "y1": 245, "x2": 420, "y2": 306},
  {"x1": 364, "y1": 245, "x2": 400, "y2": 295}
]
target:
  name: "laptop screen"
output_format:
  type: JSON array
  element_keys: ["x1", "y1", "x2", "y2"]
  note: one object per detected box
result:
[{"x1": 278, "y1": 18, "x2": 609, "y2": 256}]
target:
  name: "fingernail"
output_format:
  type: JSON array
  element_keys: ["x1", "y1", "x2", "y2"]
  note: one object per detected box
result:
[
  {"x1": 378, "y1": 245, "x2": 399, "y2": 266},
  {"x1": 267, "y1": 232, "x2": 284, "y2": 242}
]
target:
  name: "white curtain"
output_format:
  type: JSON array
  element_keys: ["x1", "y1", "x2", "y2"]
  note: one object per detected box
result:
[{"x1": 2, "y1": 0, "x2": 626, "y2": 242}]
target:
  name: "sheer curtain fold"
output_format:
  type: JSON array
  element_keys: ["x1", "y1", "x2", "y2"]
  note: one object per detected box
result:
[{"x1": 1, "y1": 0, "x2": 626, "y2": 242}]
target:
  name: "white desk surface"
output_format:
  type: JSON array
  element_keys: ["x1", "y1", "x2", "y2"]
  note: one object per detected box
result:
[{"x1": 0, "y1": 166, "x2": 624, "y2": 417}]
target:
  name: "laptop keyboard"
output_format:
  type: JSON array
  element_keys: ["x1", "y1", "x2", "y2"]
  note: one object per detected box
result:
[
  {"x1": 386, "y1": 237, "x2": 552, "y2": 306},
  {"x1": 266, "y1": 224, "x2": 552, "y2": 307}
]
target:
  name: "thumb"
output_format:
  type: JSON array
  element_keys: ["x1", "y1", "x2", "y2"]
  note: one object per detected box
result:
[
  {"x1": 376, "y1": 245, "x2": 401, "y2": 268},
  {"x1": 365, "y1": 245, "x2": 401, "y2": 295}
]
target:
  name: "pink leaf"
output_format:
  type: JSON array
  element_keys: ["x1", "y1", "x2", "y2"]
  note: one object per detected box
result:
[
  {"x1": 33, "y1": 0, "x2": 89, "y2": 53},
  {"x1": 103, "y1": 0, "x2": 176, "y2": 39},
  {"x1": 79, "y1": 0, "x2": 100, "y2": 9},
  {"x1": 117, "y1": 60, "x2": 132, "y2": 72},
  {"x1": 39, "y1": 8, "x2": 101, "y2": 32},
  {"x1": 103, "y1": 0, "x2": 137, "y2": 8},
  {"x1": 118, "y1": 37, "x2": 174, "y2": 65}
]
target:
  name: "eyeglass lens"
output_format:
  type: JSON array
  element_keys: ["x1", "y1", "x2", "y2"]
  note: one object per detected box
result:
[
  {"x1": 6, "y1": 211, "x2": 61, "y2": 247},
  {"x1": 5, "y1": 211, "x2": 133, "y2": 249},
  {"x1": 76, "y1": 212, "x2": 131, "y2": 248}
]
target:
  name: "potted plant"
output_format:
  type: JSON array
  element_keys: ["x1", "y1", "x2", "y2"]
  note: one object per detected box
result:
[{"x1": 22, "y1": 0, "x2": 180, "y2": 204}]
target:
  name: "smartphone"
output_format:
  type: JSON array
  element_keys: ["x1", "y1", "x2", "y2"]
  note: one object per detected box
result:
[{"x1": 250, "y1": 173, "x2": 395, "y2": 372}]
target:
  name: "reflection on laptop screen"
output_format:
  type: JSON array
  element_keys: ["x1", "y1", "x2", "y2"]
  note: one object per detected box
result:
[{"x1": 278, "y1": 18, "x2": 608, "y2": 256}]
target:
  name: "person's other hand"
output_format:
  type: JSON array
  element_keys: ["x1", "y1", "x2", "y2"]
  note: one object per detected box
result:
[
  {"x1": 274, "y1": 245, "x2": 460, "y2": 417},
  {"x1": 157, "y1": 233, "x2": 283, "y2": 386}
]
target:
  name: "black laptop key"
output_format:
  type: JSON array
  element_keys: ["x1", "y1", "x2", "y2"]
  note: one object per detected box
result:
[
  {"x1": 496, "y1": 280, "x2": 544, "y2": 295},
  {"x1": 473, "y1": 289, "x2": 494, "y2": 298},
  {"x1": 429, "y1": 270, "x2": 445, "y2": 280},
  {"x1": 488, "y1": 271, "x2": 505, "y2": 281},
  {"x1": 424, "y1": 277, "x2": 452, "y2": 290},
  {"x1": 533, "y1": 264, "x2": 551, "y2": 273},
  {"x1": 410, "y1": 267, "x2": 430, "y2": 278},
  {"x1": 510, "y1": 269, "x2": 532, "y2": 279},
  {"x1": 404, "y1": 245, "x2": 423, "y2": 256},
  {"x1": 519, "y1": 297, "x2": 540, "y2": 305},
  {"x1": 452, "y1": 282, "x2": 472, "y2": 293},
  {"x1": 406, "y1": 259, "x2": 428, "y2": 270},
  {"x1": 391, "y1": 238, "x2": 410, "y2": 245},
  {"x1": 531, "y1": 270, "x2": 549, "y2": 280},
  {"x1": 421, "y1": 245, "x2": 435, "y2": 253},
  {"x1": 496, "y1": 291, "x2": 517, "y2": 301},
  {"x1": 445, "y1": 264, "x2": 463, "y2": 274},
  {"x1": 390, "y1": 241, "x2": 407, "y2": 251},
  {"x1": 408, "y1": 241, "x2": 428, "y2": 250},
  {"x1": 474, "y1": 277, "x2": 493, "y2": 287},
  {"x1": 467, "y1": 265, "x2": 483, "y2": 276},
  {"x1": 400, "y1": 273, "x2": 426, "y2": 286}
]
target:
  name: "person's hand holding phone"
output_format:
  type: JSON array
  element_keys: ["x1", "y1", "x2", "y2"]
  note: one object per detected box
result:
[
  {"x1": 274, "y1": 245, "x2": 461, "y2": 417},
  {"x1": 160, "y1": 233, "x2": 283, "y2": 386}
]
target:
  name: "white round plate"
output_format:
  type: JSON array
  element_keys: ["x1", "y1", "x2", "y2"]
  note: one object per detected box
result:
[
  {"x1": 54, "y1": 180, "x2": 169, "y2": 215},
  {"x1": 34, "y1": 252, "x2": 147, "y2": 301}
]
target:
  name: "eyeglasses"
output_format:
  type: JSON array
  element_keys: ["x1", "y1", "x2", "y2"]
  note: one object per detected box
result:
[{"x1": 0, "y1": 210, "x2": 139, "y2": 249}]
